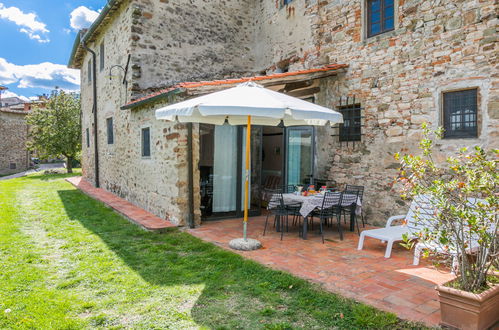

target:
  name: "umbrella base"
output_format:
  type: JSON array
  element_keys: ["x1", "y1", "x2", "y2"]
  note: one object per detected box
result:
[{"x1": 229, "y1": 238, "x2": 262, "y2": 251}]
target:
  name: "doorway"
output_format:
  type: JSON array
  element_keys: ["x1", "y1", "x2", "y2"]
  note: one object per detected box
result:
[
  {"x1": 262, "y1": 126, "x2": 284, "y2": 191},
  {"x1": 261, "y1": 126, "x2": 315, "y2": 191},
  {"x1": 199, "y1": 124, "x2": 262, "y2": 220}
]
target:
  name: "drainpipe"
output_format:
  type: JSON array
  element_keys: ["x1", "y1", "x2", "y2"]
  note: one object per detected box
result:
[
  {"x1": 82, "y1": 42, "x2": 100, "y2": 188},
  {"x1": 187, "y1": 123, "x2": 195, "y2": 228}
]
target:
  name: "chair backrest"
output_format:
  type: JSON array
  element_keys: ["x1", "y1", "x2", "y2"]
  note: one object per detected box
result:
[
  {"x1": 267, "y1": 191, "x2": 285, "y2": 210},
  {"x1": 342, "y1": 190, "x2": 359, "y2": 206},
  {"x1": 321, "y1": 191, "x2": 341, "y2": 210},
  {"x1": 345, "y1": 184, "x2": 364, "y2": 201},
  {"x1": 405, "y1": 195, "x2": 436, "y2": 230}
]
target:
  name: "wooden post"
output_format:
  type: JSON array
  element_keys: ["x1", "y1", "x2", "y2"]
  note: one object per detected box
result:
[{"x1": 243, "y1": 115, "x2": 251, "y2": 241}]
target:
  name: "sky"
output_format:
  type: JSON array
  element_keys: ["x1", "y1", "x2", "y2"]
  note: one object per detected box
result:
[{"x1": 0, "y1": 0, "x2": 105, "y2": 101}]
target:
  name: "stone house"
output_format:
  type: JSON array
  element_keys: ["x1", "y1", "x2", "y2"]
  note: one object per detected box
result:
[
  {"x1": 0, "y1": 108, "x2": 30, "y2": 175},
  {"x1": 68, "y1": 0, "x2": 498, "y2": 226}
]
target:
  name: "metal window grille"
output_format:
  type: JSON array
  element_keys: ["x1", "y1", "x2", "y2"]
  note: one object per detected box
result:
[
  {"x1": 141, "y1": 127, "x2": 151, "y2": 157},
  {"x1": 332, "y1": 96, "x2": 364, "y2": 146},
  {"x1": 367, "y1": 0, "x2": 394, "y2": 38},
  {"x1": 443, "y1": 89, "x2": 478, "y2": 139},
  {"x1": 106, "y1": 117, "x2": 114, "y2": 144}
]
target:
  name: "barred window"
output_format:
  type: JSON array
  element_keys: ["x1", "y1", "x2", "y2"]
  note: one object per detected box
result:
[
  {"x1": 339, "y1": 104, "x2": 362, "y2": 142},
  {"x1": 86, "y1": 128, "x2": 90, "y2": 147},
  {"x1": 87, "y1": 60, "x2": 92, "y2": 83},
  {"x1": 106, "y1": 117, "x2": 114, "y2": 144},
  {"x1": 443, "y1": 89, "x2": 478, "y2": 139},
  {"x1": 141, "y1": 127, "x2": 151, "y2": 157},
  {"x1": 99, "y1": 42, "x2": 105, "y2": 72}
]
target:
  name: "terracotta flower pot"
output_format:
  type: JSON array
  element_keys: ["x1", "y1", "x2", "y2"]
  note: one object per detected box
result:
[{"x1": 436, "y1": 278, "x2": 499, "y2": 330}]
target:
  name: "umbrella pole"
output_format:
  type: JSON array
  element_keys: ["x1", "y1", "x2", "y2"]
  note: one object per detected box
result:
[{"x1": 243, "y1": 115, "x2": 251, "y2": 241}]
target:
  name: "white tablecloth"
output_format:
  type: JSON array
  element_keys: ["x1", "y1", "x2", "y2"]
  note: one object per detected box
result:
[{"x1": 278, "y1": 193, "x2": 362, "y2": 217}]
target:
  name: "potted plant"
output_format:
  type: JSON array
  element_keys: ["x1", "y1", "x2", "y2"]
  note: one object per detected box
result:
[{"x1": 395, "y1": 123, "x2": 498, "y2": 330}]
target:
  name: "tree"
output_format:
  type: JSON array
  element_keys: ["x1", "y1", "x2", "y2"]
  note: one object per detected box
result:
[
  {"x1": 27, "y1": 90, "x2": 81, "y2": 173},
  {"x1": 395, "y1": 123, "x2": 498, "y2": 292}
]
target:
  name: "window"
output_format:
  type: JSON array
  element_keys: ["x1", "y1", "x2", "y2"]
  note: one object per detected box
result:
[
  {"x1": 367, "y1": 0, "x2": 394, "y2": 38},
  {"x1": 338, "y1": 104, "x2": 362, "y2": 142},
  {"x1": 141, "y1": 127, "x2": 151, "y2": 157},
  {"x1": 106, "y1": 117, "x2": 114, "y2": 144},
  {"x1": 87, "y1": 60, "x2": 92, "y2": 83},
  {"x1": 443, "y1": 89, "x2": 478, "y2": 139},
  {"x1": 86, "y1": 128, "x2": 90, "y2": 147},
  {"x1": 99, "y1": 42, "x2": 105, "y2": 72}
]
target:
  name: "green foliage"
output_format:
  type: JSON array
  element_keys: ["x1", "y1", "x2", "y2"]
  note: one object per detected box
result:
[
  {"x1": 0, "y1": 173, "x2": 425, "y2": 329},
  {"x1": 26, "y1": 90, "x2": 81, "y2": 172},
  {"x1": 396, "y1": 123, "x2": 498, "y2": 292}
]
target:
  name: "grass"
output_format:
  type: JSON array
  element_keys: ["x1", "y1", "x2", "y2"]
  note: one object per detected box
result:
[{"x1": 0, "y1": 172, "x2": 427, "y2": 329}]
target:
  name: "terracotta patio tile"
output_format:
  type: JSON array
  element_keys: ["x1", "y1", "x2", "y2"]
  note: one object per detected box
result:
[
  {"x1": 66, "y1": 177, "x2": 176, "y2": 231},
  {"x1": 187, "y1": 215, "x2": 453, "y2": 327}
]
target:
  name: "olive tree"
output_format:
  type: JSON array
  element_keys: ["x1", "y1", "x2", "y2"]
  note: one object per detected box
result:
[{"x1": 27, "y1": 90, "x2": 81, "y2": 173}]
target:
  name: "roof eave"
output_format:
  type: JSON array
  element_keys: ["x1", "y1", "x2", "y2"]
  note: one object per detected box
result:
[
  {"x1": 122, "y1": 64, "x2": 348, "y2": 110},
  {"x1": 67, "y1": 0, "x2": 120, "y2": 69},
  {"x1": 67, "y1": 30, "x2": 83, "y2": 68},
  {"x1": 120, "y1": 88, "x2": 186, "y2": 110}
]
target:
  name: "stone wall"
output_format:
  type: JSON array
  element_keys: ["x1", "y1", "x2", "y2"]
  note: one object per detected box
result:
[
  {"x1": 79, "y1": 1, "x2": 201, "y2": 225},
  {"x1": 307, "y1": 0, "x2": 498, "y2": 224},
  {"x1": 254, "y1": 0, "x2": 315, "y2": 73},
  {"x1": 0, "y1": 110, "x2": 29, "y2": 175},
  {"x1": 129, "y1": 0, "x2": 258, "y2": 97},
  {"x1": 77, "y1": 0, "x2": 498, "y2": 226}
]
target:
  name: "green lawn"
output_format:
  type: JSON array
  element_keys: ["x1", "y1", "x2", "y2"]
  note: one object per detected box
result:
[{"x1": 0, "y1": 172, "x2": 426, "y2": 329}]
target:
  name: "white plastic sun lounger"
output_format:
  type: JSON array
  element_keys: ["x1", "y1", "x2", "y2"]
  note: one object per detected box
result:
[
  {"x1": 413, "y1": 198, "x2": 494, "y2": 272},
  {"x1": 357, "y1": 195, "x2": 434, "y2": 258}
]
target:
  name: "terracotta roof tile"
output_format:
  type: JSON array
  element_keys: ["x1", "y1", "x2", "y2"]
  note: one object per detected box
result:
[{"x1": 124, "y1": 63, "x2": 348, "y2": 109}]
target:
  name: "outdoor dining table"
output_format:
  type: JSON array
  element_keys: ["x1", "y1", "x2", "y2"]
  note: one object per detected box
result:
[{"x1": 281, "y1": 193, "x2": 362, "y2": 239}]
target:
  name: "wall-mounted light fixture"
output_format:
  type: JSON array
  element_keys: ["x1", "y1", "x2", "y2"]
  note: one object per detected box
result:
[{"x1": 108, "y1": 54, "x2": 131, "y2": 103}]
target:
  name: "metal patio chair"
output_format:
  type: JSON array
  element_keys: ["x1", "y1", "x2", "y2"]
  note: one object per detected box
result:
[{"x1": 345, "y1": 184, "x2": 365, "y2": 227}]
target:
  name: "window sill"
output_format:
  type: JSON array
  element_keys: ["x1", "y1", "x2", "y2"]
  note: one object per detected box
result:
[
  {"x1": 363, "y1": 28, "x2": 399, "y2": 44},
  {"x1": 442, "y1": 137, "x2": 479, "y2": 140}
]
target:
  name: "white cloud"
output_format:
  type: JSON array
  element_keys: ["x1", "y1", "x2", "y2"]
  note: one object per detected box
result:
[
  {"x1": 2, "y1": 90, "x2": 29, "y2": 102},
  {"x1": 0, "y1": 58, "x2": 80, "y2": 91},
  {"x1": 70, "y1": 6, "x2": 99, "y2": 30},
  {"x1": 0, "y1": 3, "x2": 50, "y2": 43}
]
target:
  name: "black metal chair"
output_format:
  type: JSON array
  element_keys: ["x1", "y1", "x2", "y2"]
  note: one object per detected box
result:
[
  {"x1": 345, "y1": 184, "x2": 365, "y2": 227},
  {"x1": 263, "y1": 190, "x2": 299, "y2": 240},
  {"x1": 311, "y1": 191, "x2": 343, "y2": 243},
  {"x1": 341, "y1": 189, "x2": 361, "y2": 234}
]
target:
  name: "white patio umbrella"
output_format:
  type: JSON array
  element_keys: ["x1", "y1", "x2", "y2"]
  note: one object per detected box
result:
[{"x1": 156, "y1": 82, "x2": 343, "y2": 249}]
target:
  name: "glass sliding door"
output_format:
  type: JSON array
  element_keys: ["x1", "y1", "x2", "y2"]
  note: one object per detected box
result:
[
  {"x1": 286, "y1": 127, "x2": 314, "y2": 186},
  {"x1": 212, "y1": 125, "x2": 238, "y2": 213},
  {"x1": 199, "y1": 124, "x2": 262, "y2": 220}
]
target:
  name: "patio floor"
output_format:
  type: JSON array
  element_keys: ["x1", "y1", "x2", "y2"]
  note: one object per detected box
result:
[{"x1": 188, "y1": 215, "x2": 455, "y2": 327}]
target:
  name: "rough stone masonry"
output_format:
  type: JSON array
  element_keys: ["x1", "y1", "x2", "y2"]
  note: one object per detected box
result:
[
  {"x1": 0, "y1": 109, "x2": 30, "y2": 175},
  {"x1": 71, "y1": 0, "x2": 498, "y2": 226}
]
